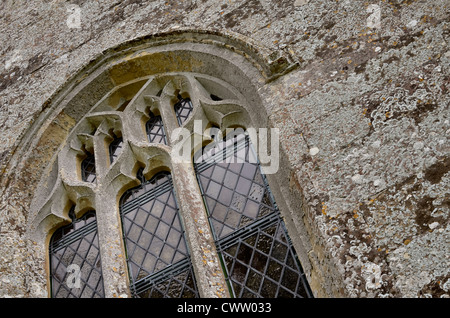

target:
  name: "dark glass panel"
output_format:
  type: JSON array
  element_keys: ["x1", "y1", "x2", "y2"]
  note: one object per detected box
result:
[
  {"x1": 136, "y1": 266, "x2": 198, "y2": 298},
  {"x1": 119, "y1": 171, "x2": 198, "y2": 298},
  {"x1": 49, "y1": 210, "x2": 104, "y2": 298},
  {"x1": 81, "y1": 153, "x2": 96, "y2": 183},
  {"x1": 210, "y1": 94, "x2": 223, "y2": 101},
  {"x1": 194, "y1": 132, "x2": 313, "y2": 298},
  {"x1": 221, "y1": 220, "x2": 311, "y2": 298},
  {"x1": 174, "y1": 94, "x2": 193, "y2": 126},
  {"x1": 109, "y1": 137, "x2": 123, "y2": 163},
  {"x1": 146, "y1": 112, "x2": 167, "y2": 144}
]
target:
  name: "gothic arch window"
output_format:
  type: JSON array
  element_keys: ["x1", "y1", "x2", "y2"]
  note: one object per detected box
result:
[
  {"x1": 28, "y1": 33, "x2": 312, "y2": 298},
  {"x1": 38, "y1": 73, "x2": 312, "y2": 298},
  {"x1": 49, "y1": 208, "x2": 104, "y2": 298}
]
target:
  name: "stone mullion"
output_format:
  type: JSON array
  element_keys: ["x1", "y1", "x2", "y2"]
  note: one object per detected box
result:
[
  {"x1": 92, "y1": 134, "x2": 109, "y2": 178},
  {"x1": 165, "y1": 76, "x2": 230, "y2": 297},
  {"x1": 171, "y1": 160, "x2": 230, "y2": 298},
  {"x1": 94, "y1": 190, "x2": 130, "y2": 298}
]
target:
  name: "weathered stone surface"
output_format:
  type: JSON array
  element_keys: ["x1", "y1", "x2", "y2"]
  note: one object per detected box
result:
[{"x1": 0, "y1": 0, "x2": 448, "y2": 298}]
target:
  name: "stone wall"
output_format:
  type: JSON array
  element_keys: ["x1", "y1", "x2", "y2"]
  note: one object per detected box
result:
[{"x1": 0, "y1": 0, "x2": 448, "y2": 297}]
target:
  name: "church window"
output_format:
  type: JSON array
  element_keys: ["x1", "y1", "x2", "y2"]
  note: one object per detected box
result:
[{"x1": 33, "y1": 40, "x2": 312, "y2": 298}]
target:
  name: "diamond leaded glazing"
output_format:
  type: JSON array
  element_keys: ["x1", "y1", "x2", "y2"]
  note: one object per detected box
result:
[
  {"x1": 49, "y1": 210, "x2": 104, "y2": 298},
  {"x1": 81, "y1": 152, "x2": 96, "y2": 183},
  {"x1": 109, "y1": 136, "x2": 123, "y2": 164},
  {"x1": 174, "y1": 94, "x2": 193, "y2": 126},
  {"x1": 194, "y1": 133, "x2": 313, "y2": 298},
  {"x1": 146, "y1": 111, "x2": 167, "y2": 144},
  {"x1": 119, "y1": 171, "x2": 199, "y2": 298},
  {"x1": 220, "y1": 218, "x2": 312, "y2": 298},
  {"x1": 194, "y1": 132, "x2": 272, "y2": 239}
]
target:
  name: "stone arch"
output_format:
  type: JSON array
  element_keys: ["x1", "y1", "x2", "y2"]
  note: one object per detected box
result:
[{"x1": 11, "y1": 29, "x2": 315, "y2": 298}]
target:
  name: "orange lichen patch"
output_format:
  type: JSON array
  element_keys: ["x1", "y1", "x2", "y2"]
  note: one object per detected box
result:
[{"x1": 322, "y1": 202, "x2": 328, "y2": 215}]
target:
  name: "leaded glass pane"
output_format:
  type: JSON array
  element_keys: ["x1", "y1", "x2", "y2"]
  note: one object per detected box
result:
[
  {"x1": 49, "y1": 210, "x2": 104, "y2": 298},
  {"x1": 119, "y1": 171, "x2": 199, "y2": 298},
  {"x1": 195, "y1": 135, "x2": 276, "y2": 239},
  {"x1": 109, "y1": 136, "x2": 123, "y2": 163},
  {"x1": 81, "y1": 153, "x2": 96, "y2": 183},
  {"x1": 146, "y1": 112, "x2": 167, "y2": 144},
  {"x1": 194, "y1": 132, "x2": 313, "y2": 298},
  {"x1": 134, "y1": 259, "x2": 198, "y2": 298},
  {"x1": 220, "y1": 219, "x2": 311, "y2": 298},
  {"x1": 174, "y1": 94, "x2": 193, "y2": 126}
]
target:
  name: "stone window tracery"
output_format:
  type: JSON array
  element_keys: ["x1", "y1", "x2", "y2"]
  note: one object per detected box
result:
[{"x1": 40, "y1": 72, "x2": 312, "y2": 298}]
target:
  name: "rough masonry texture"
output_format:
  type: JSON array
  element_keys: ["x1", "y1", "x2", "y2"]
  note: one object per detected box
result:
[{"x1": 0, "y1": 0, "x2": 449, "y2": 298}]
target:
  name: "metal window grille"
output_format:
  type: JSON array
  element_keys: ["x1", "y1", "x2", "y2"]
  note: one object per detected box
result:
[
  {"x1": 49, "y1": 209, "x2": 105, "y2": 298},
  {"x1": 194, "y1": 133, "x2": 313, "y2": 298},
  {"x1": 119, "y1": 171, "x2": 199, "y2": 298},
  {"x1": 81, "y1": 152, "x2": 96, "y2": 183},
  {"x1": 146, "y1": 112, "x2": 167, "y2": 145},
  {"x1": 174, "y1": 94, "x2": 193, "y2": 126},
  {"x1": 109, "y1": 136, "x2": 123, "y2": 163}
]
